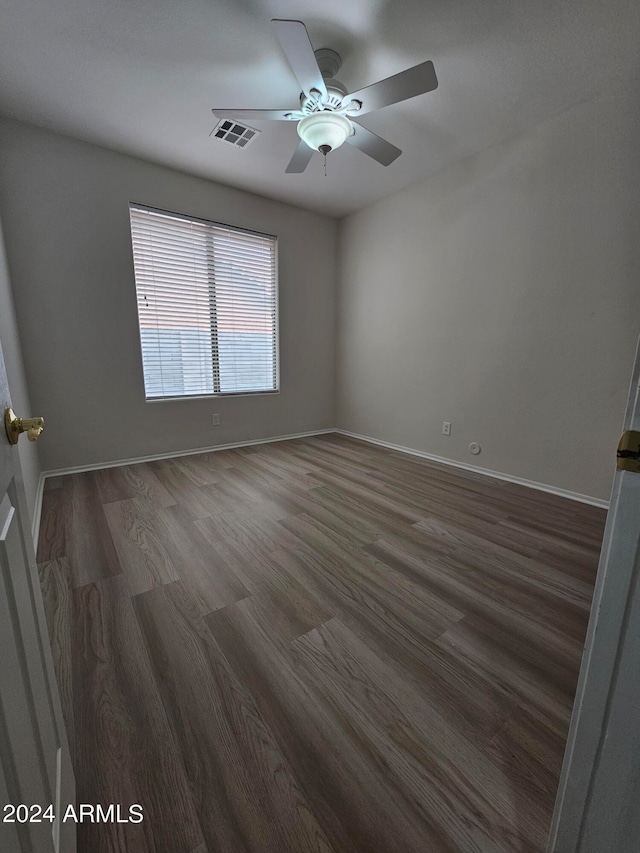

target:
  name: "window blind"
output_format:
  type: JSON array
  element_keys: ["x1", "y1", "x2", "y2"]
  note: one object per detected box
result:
[{"x1": 129, "y1": 204, "x2": 278, "y2": 399}]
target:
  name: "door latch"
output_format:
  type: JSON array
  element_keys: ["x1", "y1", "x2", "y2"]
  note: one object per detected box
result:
[{"x1": 617, "y1": 430, "x2": 640, "y2": 473}]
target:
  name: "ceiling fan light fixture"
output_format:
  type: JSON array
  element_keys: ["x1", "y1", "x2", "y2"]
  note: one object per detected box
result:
[
  {"x1": 213, "y1": 20, "x2": 438, "y2": 173},
  {"x1": 297, "y1": 112, "x2": 352, "y2": 154}
]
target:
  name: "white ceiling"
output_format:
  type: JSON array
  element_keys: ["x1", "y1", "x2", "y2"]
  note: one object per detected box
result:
[{"x1": 0, "y1": 0, "x2": 637, "y2": 217}]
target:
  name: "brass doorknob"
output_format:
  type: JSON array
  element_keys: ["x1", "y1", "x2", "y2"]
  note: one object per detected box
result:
[{"x1": 4, "y1": 408, "x2": 45, "y2": 444}]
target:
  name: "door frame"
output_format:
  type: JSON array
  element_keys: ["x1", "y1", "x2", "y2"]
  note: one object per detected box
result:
[{"x1": 548, "y1": 336, "x2": 640, "y2": 851}]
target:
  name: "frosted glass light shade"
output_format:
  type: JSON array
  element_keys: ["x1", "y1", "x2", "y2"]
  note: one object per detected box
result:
[{"x1": 297, "y1": 112, "x2": 352, "y2": 152}]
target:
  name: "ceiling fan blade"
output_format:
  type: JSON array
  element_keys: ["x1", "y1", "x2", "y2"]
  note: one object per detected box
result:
[
  {"x1": 271, "y1": 19, "x2": 327, "y2": 99},
  {"x1": 346, "y1": 122, "x2": 402, "y2": 166},
  {"x1": 212, "y1": 109, "x2": 298, "y2": 121},
  {"x1": 285, "y1": 139, "x2": 314, "y2": 174},
  {"x1": 344, "y1": 60, "x2": 438, "y2": 116}
]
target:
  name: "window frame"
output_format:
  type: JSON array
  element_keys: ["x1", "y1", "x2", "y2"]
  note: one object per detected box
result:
[{"x1": 129, "y1": 202, "x2": 280, "y2": 402}]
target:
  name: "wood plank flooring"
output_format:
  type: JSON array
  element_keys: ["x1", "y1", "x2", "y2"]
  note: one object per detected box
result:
[{"x1": 36, "y1": 434, "x2": 606, "y2": 853}]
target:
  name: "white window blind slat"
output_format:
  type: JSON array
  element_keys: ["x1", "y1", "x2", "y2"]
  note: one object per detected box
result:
[{"x1": 130, "y1": 204, "x2": 278, "y2": 399}]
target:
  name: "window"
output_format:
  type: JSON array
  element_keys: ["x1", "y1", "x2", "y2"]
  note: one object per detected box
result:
[{"x1": 129, "y1": 204, "x2": 278, "y2": 399}]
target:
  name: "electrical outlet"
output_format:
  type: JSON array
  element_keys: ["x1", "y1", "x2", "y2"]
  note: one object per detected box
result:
[
  {"x1": 442, "y1": 421, "x2": 451, "y2": 436},
  {"x1": 212, "y1": 414, "x2": 220, "y2": 426}
]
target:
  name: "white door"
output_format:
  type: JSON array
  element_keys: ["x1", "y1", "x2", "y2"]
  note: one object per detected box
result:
[
  {"x1": 548, "y1": 336, "x2": 640, "y2": 852},
  {"x1": 0, "y1": 340, "x2": 75, "y2": 853}
]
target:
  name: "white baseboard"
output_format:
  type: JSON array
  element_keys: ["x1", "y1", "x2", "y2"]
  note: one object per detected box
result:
[
  {"x1": 41, "y1": 428, "x2": 336, "y2": 479},
  {"x1": 32, "y1": 471, "x2": 46, "y2": 553},
  {"x1": 32, "y1": 425, "x2": 608, "y2": 554},
  {"x1": 335, "y1": 429, "x2": 609, "y2": 510}
]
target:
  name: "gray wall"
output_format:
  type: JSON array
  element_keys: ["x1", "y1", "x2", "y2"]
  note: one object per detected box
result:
[
  {"x1": 336, "y1": 87, "x2": 640, "y2": 502},
  {"x1": 0, "y1": 213, "x2": 41, "y2": 522},
  {"x1": 0, "y1": 120, "x2": 337, "y2": 471}
]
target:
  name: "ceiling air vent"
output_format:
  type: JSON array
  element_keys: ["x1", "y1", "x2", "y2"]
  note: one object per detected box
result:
[{"x1": 211, "y1": 120, "x2": 260, "y2": 148}]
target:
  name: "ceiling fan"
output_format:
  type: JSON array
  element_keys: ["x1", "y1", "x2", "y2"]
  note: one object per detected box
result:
[{"x1": 212, "y1": 19, "x2": 438, "y2": 174}]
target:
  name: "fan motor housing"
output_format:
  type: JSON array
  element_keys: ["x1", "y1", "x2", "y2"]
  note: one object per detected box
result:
[
  {"x1": 301, "y1": 82, "x2": 349, "y2": 115},
  {"x1": 298, "y1": 48, "x2": 349, "y2": 115}
]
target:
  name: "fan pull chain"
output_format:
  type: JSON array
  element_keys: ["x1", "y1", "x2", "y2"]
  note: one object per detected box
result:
[{"x1": 323, "y1": 151, "x2": 327, "y2": 177}]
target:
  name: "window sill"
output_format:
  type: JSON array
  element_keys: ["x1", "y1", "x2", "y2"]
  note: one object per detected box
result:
[{"x1": 145, "y1": 390, "x2": 280, "y2": 403}]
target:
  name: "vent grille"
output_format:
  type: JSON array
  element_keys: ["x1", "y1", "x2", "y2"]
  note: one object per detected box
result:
[{"x1": 212, "y1": 120, "x2": 260, "y2": 148}]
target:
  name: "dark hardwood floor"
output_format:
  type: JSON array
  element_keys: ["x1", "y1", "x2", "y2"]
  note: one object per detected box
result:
[{"x1": 37, "y1": 433, "x2": 606, "y2": 853}]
